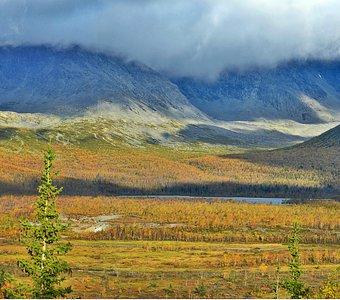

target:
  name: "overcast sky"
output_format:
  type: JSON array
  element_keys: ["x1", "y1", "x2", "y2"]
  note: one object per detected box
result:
[{"x1": 1, "y1": 0, "x2": 340, "y2": 79}]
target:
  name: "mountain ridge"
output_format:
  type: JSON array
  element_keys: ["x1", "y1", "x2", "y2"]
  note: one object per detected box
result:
[
  {"x1": 0, "y1": 45, "x2": 205, "y2": 121},
  {"x1": 174, "y1": 60, "x2": 340, "y2": 124},
  {"x1": 1, "y1": 45, "x2": 340, "y2": 148}
]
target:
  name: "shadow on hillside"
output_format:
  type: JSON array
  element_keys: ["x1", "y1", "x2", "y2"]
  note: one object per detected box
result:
[
  {"x1": 221, "y1": 146, "x2": 340, "y2": 173},
  {"x1": 0, "y1": 177, "x2": 337, "y2": 199},
  {"x1": 175, "y1": 124, "x2": 245, "y2": 146},
  {"x1": 172, "y1": 124, "x2": 305, "y2": 147},
  {"x1": 0, "y1": 127, "x2": 18, "y2": 140}
]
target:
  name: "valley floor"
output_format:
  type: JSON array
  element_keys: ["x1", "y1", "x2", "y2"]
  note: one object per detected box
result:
[
  {"x1": 0, "y1": 121, "x2": 339, "y2": 298},
  {"x1": 1, "y1": 240, "x2": 338, "y2": 299},
  {"x1": 0, "y1": 196, "x2": 339, "y2": 298}
]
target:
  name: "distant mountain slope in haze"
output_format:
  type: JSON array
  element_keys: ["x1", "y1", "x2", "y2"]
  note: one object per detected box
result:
[
  {"x1": 0, "y1": 45, "x2": 204, "y2": 120},
  {"x1": 174, "y1": 61, "x2": 340, "y2": 124},
  {"x1": 297, "y1": 124, "x2": 340, "y2": 148}
]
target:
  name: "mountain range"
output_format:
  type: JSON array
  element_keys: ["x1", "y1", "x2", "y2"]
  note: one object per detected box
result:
[
  {"x1": 0, "y1": 45, "x2": 340, "y2": 147},
  {"x1": 0, "y1": 45, "x2": 339, "y2": 198}
]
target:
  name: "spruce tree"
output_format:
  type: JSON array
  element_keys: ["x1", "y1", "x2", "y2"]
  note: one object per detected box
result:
[
  {"x1": 17, "y1": 143, "x2": 72, "y2": 299},
  {"x1": 283, "y1": 221, "x2": 310, "y2": 299}
]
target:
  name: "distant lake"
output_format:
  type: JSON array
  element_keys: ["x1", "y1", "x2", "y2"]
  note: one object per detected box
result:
[{"x1": 117, "y1": 195, "x2": 290, "y2": 204}]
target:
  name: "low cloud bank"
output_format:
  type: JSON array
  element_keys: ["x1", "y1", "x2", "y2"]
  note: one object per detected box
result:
[{"x1": 1, "y1": 0, "x2": 340, "y2": 79}]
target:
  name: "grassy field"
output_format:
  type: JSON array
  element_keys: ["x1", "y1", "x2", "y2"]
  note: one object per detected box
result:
[
  {"x1": 1, "y1": 240, "x2": 339, "y2": 299},
  {"x1": 0, "y1": 196, "x2": 339, "y2": 298}
]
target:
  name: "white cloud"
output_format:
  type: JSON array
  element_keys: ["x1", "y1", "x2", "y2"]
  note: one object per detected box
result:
[{"x1": 1, "y1": 0, "x2": 340, "y2": 79}]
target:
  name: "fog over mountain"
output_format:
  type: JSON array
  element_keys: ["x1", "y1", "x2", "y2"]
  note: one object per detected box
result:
[{"x1": 1, "y1": 0, "x2": 340, "y2": 79}]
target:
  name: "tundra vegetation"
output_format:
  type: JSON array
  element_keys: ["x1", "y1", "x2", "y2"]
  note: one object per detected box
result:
[
  {"x1": 0, "y1": 128, "x2": 339, "y2": 198},
  {"x1": 0, "y1": 194, "x2": 339, "y2": 298},
  {"x1": 0, "y1": 136, "x2": 339, "y2": 298}
]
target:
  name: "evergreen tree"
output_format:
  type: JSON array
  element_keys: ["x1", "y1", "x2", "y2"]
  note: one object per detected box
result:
[
  {"x1": 17, "y1": 143, "x2": 72, "y2": 298},
  {"x1": 283, "y1": 221, "x2": 310, "y2": 299}
]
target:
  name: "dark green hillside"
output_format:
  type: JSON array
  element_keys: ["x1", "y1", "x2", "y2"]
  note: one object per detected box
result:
[{"x1": 297, "y1": 124, "x2": 340, "y2": 148}]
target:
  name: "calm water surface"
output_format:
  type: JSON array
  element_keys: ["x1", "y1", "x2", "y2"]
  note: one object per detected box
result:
[{"x1": 118, "y1": 195, "x2": 290, "y2": 204}]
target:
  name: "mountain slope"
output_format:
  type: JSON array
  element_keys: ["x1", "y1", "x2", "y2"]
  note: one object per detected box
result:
[
  {"x1": 174, "y1": 60, "x2": 340, "y2": 124},
  {"x1": 224, "y1": 124, "x2": 340, "y2": 196},
  {"x1": 1, "y1": 46, "x2": 339, "y2": 148},
  {"x1": 296, "y1": 124, "x2": 340, "y2": 148},
  {"x1": 0, "y1": 45, "x2": 204, "y2": 120}
]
